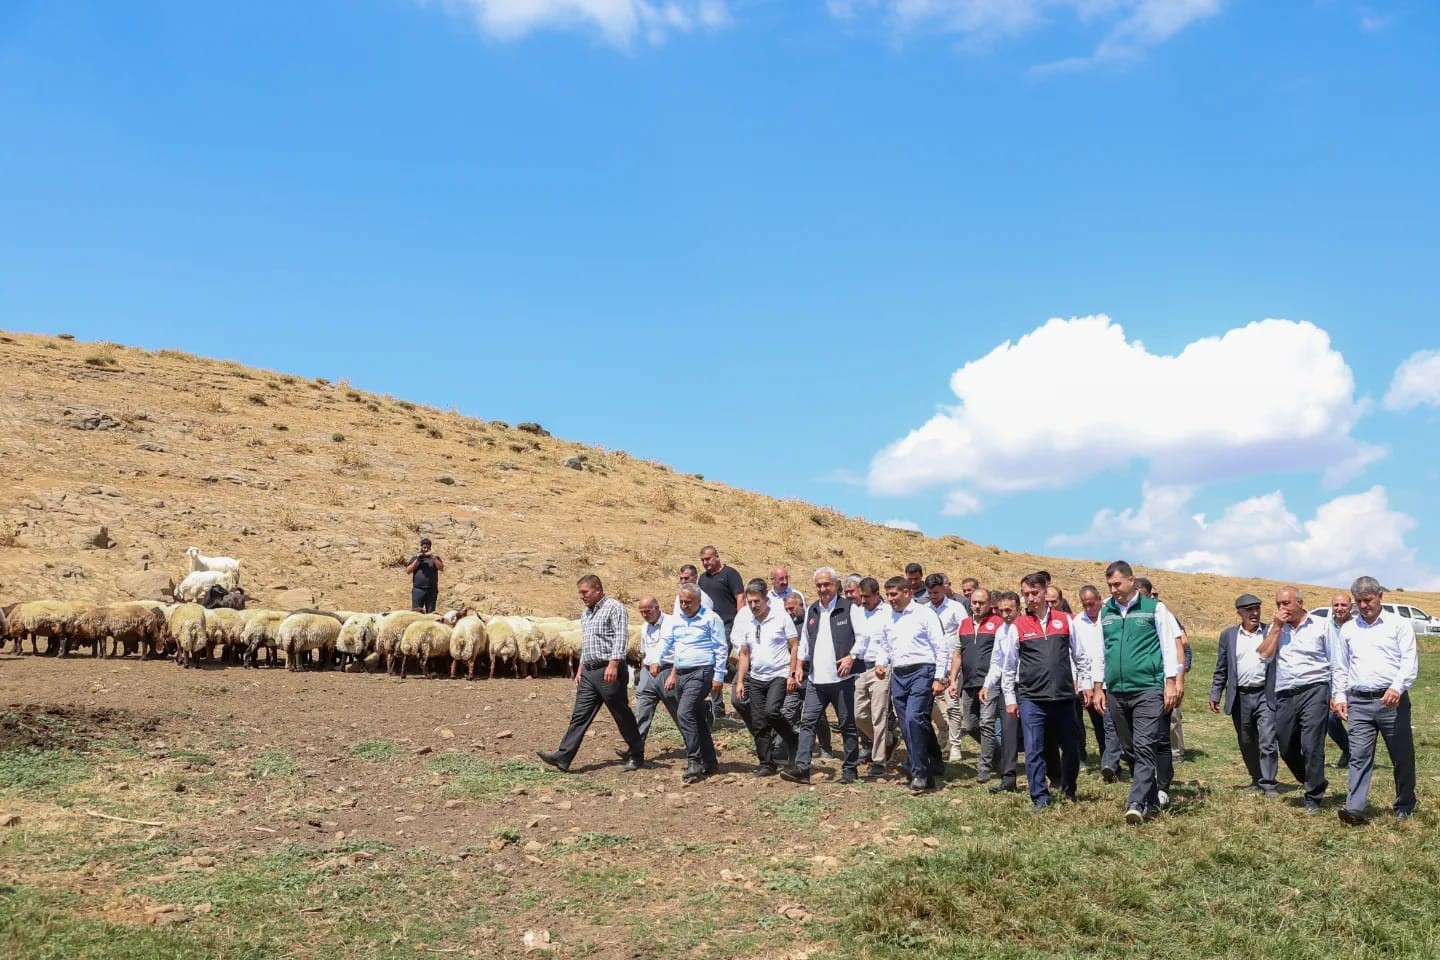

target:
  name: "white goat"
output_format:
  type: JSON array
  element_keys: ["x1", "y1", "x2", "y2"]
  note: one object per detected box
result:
[
  {"x1": 175, "y1": 570, "x2": 237, "y2": 603},
  {"x1": 185, "y1": 547, "x2": 241, "y2": 581}
]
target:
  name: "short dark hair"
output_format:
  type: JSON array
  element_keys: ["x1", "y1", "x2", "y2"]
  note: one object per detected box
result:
[
  {"x1": 419, "y1": 537, "x2": 432, "y2": 546},
  {"x1": 744, "y1": 578, "x2": 768, "y2": 597},
  {"x1": 960, "y1": 577, "x2": 979, "y2": 589},
  {"x1": 859, "y1": 576, "x2": 880, "y2": 594},
  {"x1": 885, "y1": 575, "x2": 910, "y2": 592},
  {"x1": 1020, "y1": 572, "x2": 1048, "y2": 589},
  {"x1": 925, "y1": 573, "x2": 946, "y2": 589},
  {"x1": 1035, "y1": 570, "x2": 1051, "y2": 586},
  {"x1": 679, "y1": 563, "x2": 698, "y2": 577},
  {"x1": 1105, "y1": 560, "x2": 1133, "y2": 579},
  {"x1": 1134, "y1": 577, "x2": 1154, "y2": 595},
  {"x1": 904, "y1": 563, "x2": 923, "y2": 576},
  {"x1": 994, "y1": 590, "x2": 1019, "y2": 605},
  {"x1": 577, "y1": 574, "x2": 603, "y2": 591},
  {"x1": 1079, "y1": 585, "x2": 1101, "y2": 600}
]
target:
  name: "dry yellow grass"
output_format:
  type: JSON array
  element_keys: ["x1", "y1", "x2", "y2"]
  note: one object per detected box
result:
[{"x1": 2, "y1": 328, "x2": 1434, "y2": 628}]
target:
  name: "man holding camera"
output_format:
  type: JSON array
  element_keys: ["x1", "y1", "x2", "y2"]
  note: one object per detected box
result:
[{"x1": 405, "y1": 538, "x2": 444, "y2": 613}]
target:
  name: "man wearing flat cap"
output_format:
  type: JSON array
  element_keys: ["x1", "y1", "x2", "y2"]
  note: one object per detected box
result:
[{"x1": 1209, "y1": 594, "x2": 1279, "y2": 796}]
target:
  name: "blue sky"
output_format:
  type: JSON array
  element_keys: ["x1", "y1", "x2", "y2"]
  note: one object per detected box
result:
[{"x1": 3, "y1": 1, "x2": 1438, "y2": 590}]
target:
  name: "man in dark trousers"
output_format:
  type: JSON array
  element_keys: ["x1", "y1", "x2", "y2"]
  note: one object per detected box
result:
[
  {"x1": 1208, "y1": 594, "x2": 1279, "y2": 797},
  {"x1": 781, "y1": 567, "x2": 862, "y2": 785},
  {"x1": 875, "y1": 576, "x2": 949, "y2": 793},
  {"x1": 698, "y1": 545, "x2": 744, "y2": 720},
  {"x1": 732, "y1": 579, "x2": 801, "y2": 777},
  {"x1": 405, "y1": 538, "x2": 444, "y2": 613},
  {"x1": 1325, "y1": 591, "x2": 1354, "y2": 768},
  {"x1": 537, "y1": 575, "x2": 645, "y2": 774},
  {"x1": 1258, "y1": 586, "x2": 1334, "y2": 814},
  {"x1": 1002, "y1": 573, "x2": 1091, "y2": 810},
  {"x1": 1094, "y1": 560, "x2": 1181, "y2": 824}
]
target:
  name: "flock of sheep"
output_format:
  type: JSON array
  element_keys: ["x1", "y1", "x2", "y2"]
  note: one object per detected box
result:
[{"x1": 1, "y1": 548, "x2": 616, "y2": 679}]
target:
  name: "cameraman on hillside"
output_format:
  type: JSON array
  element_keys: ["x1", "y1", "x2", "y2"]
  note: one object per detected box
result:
[{"x1": 406, "y1": 538, "x2": 444, "y2": 613}]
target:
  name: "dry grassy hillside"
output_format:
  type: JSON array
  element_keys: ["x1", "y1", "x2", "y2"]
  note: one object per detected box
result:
[{"x1": 3, "y1": 329, "x2": 1434, "y2": 631}]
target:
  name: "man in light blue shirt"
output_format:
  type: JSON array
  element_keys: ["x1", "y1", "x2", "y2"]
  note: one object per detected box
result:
[
  {"x1": 1333, "y1": 576, "x2": 1420, "y2": 824},
  {"x1": 656, "y1": 584, "x2": 728, "y2": 783},
  {"x1": 1258, "y1": 585, "x2": 1335, "y2": 813}
]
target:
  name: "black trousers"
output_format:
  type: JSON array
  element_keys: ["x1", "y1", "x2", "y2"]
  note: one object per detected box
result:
[
  {"x1": 556, "y1": 662, "x2": 644, "y2": 764},
  {"x1": 733, "y1": 675, "x2": 796, "y2": 767},
  {"x1": 796, "y1": 678, "x2": 860, "y2": 774},
  {"x1": 1275, "y1": 681, "x2": 1330, "y2": 804},
  {"x1": 781, "y1": 663, "x2": 831, "y2": 758},
  {"x1": 675, "y1": 666, "x2": 719, "y2": 771},
  {"x1": 1108, "y1": 689, "x2": 1166, "y2": 812}
]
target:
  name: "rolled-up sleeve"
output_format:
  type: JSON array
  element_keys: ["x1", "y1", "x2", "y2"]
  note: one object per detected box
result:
[
  {"x1": 711, "y1": 614, "x2": 729, "y2": 675},
  {"x1": 610, "y1": 603, "x2": 629, "y2": 661},
  {"x1": 1155, "y1": 601, "x2": 1180, "y2": 679},
  {"x1": 1396, "y1": 620, "x2": 1418, "y2": 693}
]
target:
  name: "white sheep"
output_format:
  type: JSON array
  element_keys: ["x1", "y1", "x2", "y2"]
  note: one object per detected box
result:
[
  {"x1": 168, "y1": 603, "x2": 209, "y2": 669},
  {"x1": 376, "y1": 610, "x2": 458, "y2": 675},
  {"x1": 485, "y1": 616, "x2": 539, "y2": 679},
  {"x1": 73, "y1": 603, "x2": 167, "y2": 659},
  {"x1": 4, "y1": 600, "x2": 86, "y2": 655},
  {"x1": 205, "y1": 607, "x2": 248, "y2": 662},
  {"x1": 336, "y1": 613, "x2": 383, "y2": 672},
  {"x1": 239, "y1": 609, "x2": 288, "y2": 668},
  {"x1": 449, "y1": 615, "x2": 488, "y2": 680},
  {"x1": 276, "y1": 612, "x2": 343, "y2": 672},
  {"x1": 175, "y1": 570, "x2": 237, "y2": 603},
  {"x1": 398, "y1": 619, "x2": 453, "y2": 680},
  {"x1": 185, "y1": 547, "x2": 241, "y2": 581}
]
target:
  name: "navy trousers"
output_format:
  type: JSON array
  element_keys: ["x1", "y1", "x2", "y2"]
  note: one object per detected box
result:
[
  {"x1": 1019, "y1": 698, "x2": 1081, "y2": 803},
  {"x1": 891, "y1": 665, "x2": 940, "y2": 782}
]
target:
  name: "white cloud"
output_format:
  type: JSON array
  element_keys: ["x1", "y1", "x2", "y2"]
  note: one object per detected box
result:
[
  {"x1": 833, "y1": 1, "x2": 1221, "y2": 68},
  {"x1": 1383, "y1": 349, "x2": 1440, "y2": 412},
  {"x1": 1359, "y1": 8, "x2": 1393, "y2": 32},
  {"x1": 883, "y1": 518, "x2": 923, "y2": 531},
  {"x1": 433, "y1": 0, "x2": 729, "y2": 46},
  {"x1": 868, "y1": 315, "x2": 1380, "y2": 499},
  {"x1": 941, "y1": 489, "x2": 983, "y2": 516},
  {"x1": 1052, "y1": 482, "x2": 1440, "y2": 590}
]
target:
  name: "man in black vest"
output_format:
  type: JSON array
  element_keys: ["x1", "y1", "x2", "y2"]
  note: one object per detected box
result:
[
  {"x1": 1209, "y1": 594, "x2": 1279, "y2": 796},
  {"x1": 781, "y1": 567, "x2": 862, "y2": 785}
]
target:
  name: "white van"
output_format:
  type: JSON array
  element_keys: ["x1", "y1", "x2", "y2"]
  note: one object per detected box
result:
[{"x1": 1309, "y1": 603, "x2": 1439, "y2": 636}]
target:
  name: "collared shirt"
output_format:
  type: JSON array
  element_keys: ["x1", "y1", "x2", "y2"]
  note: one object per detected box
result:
[
  {"x1": 1234, "y1": 625, "x2": 1270, "y2": 687},
  {"x1": 1004, "y1": 606, "x2": 1090, "y2": 700},
  {"x1": 849, "y1": 600, "x2": 890, "y2": 664},
  {"x1": 659, "y1": 608, "x2": 729, "y2": 675},
  {"x1": 929, "y1": 596, "x2": 965, "y2": 669},
  {"x1": 812, "y1": 597, "x2": 840, "y2": 684},
  {"x1": 769, "y1": 586, "x2": 806, "y2": 609},
  {"x1": 1273, "y1": 613, "x2": 1334, "y2": 692},
  {"x1": 580, "y1": 595, "x2": 629, "y2": 663},
  {"x1": 875, "y1": 601, "x2": 947, "y2": 680},
  {"x1": 1072, "y1": 608, "x2": 1105, "y2": 689},
  {"x1": 640, "y1": 613, "x2": 673, "y2": 667},
  {"x1": 1090, "y1": 591, "x2": 1181, "y2": 682},
  {"x1": 985, "y1": 621, "x2": 1018, "y2": 696},
  {"x1": 742, "y1": 606, "x2": 798, "y2": 683},
  {"x1": 1333, "y1": 612, "x2": 1418, "y2": 704}
]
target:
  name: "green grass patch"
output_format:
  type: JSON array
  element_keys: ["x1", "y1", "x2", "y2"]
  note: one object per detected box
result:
[
  {"x1": 561, "y1": 832, "x2": 633, "y2": 852},
  {"x1": 0, "y1": 746, "x2": 91, "y2": 796},
  {"x1": 248, "y1": 749, "x2": 299, "y2": 779},
  {"x1": 429, "y1": 752, "x2": 572, "y2": 799},
  {"x1": 165, "y1": 748, "x2": 215, "y2": 767},
  {"x1": 756, "y1": 791, "x2": 821, "y2": 825},
  {"x1": 348, "y1": 739, "x2": 395, "y2": 762}
]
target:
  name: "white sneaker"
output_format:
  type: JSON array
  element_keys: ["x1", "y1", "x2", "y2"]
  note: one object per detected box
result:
[
  {"x1": 1125, "y1": 806, "x2": 1144, "y2": 825},
  {"x1": 948, "y1": 748, "x2": 964, "y2": 763},
  {"x1": 1157, "y1": 789, "x2": 1170, "y2": 808}
]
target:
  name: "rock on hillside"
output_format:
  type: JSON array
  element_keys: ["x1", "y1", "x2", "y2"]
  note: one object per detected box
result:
[{"x1": 2, "y1": 330, "x2": 1434, "y2": 629}]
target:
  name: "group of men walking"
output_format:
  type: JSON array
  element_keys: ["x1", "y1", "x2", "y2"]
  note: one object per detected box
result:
[{"x1": 536, "y1": 548, "x2": 1419, "y2": 825}]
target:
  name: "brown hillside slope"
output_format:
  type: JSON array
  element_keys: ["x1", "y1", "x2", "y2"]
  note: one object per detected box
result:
[{"x1": 3, "y1": 329, "x2": 1435, "y2": 631}]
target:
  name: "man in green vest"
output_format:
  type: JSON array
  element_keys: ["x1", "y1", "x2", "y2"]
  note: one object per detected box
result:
[{"x1": 1094, "y1": 560, "x2": 1182, "y2": 824}]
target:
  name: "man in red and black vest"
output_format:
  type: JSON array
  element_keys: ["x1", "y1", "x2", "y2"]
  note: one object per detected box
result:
[
  {"x1": 949, "y1": 588, "x2": 1013, "y2": 786},
  {"x1": 1000, "y1": 572, "x2": 1093, "y2": 810}
]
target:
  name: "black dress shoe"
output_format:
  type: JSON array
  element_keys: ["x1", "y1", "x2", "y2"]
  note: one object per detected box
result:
[
  {"x1": 865, "y1": 763, "x2": 886, "y2": 779},
  {"x1": 779, "y1": 767, "x2": 811, "y2": 785},
  {"x1": 1334, "y1": 753, "x2": 1350, "y2": 769},
  {"x1": 621, "y1": 757, "x2": 644, "y2": 773},
  {"x1": 989, "y1": 783, "x2": 1018, "y2": 794},
  {"x1": 753, "y1": 764, "x2": 778, "y2": 778},
  {"x1": 908, "y1": 777, "x2": 935, "y2": 793},
  {"x1": 536, "y1": 750, "x2": 570, "y2": 773},
  {"x1": 1338, "y1": 807, "x2": 1367, "y2": 826},
  {"x1": 681, "y1": 765, "x2": 707, "y2": 783},
  {"x1": 840, "y1": 769, "x2": 858, "y2": 785},
  {"x1": 1100, "y1": 766, "x2": 1117, "y2": 784},
  {"x1": 615, "y1": 747, "x2": 631, "y2": 761},
  {"x1": 1394, "y1": 809, "x2": 1414, "y2": 822}
]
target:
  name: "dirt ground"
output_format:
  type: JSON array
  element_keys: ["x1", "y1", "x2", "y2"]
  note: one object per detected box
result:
[{"x1": 0, "y1": 654, "x2": 906, "y2": 958}]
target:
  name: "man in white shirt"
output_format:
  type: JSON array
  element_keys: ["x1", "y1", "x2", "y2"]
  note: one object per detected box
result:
[
  {"x1": 1257, "y1": 585, "x2": 1334, "y2": 813},
  {"x1": 925, "y1": 574, "x2": 967, "y2": 764},
  {"x1": 732, "y1": 580, "x2": 800, "y2": 777},
  {"x1": 1208, "y1": 594, "x2": 1278, "y2": 796},
  {"x1": 978, "y1": 590, "x2": 1023, "y2": 793},
  {"x1": 673, "y1": 564, "x2": 712, "y2": 617},
  {"x1": 768, "y1": 566, "x2": 806, "y2": 609},
  {"x1": 631, "y1": 596, "x2": 682, "y2": 755},
  {"x1": 1333, "y1": 576, "x2": 1419, "y2": 824},
  {"x1": 1325, "y1": 591, "x2": 1354, "y2": 768},
  {"x1": 848, "y1": 576, "x2": 895, "y2": 779},
  {"x1": 1074, "y1": 585, "x2": 1123, "y2": 780},
  {"x1": 874, "y1": 575, "x2": 948, "y2": 793},
  {"x1": 780, "y1": 567, "x2": 863, "y2": 785}
]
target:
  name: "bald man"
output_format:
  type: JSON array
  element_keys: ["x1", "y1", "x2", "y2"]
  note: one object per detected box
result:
[
  {"x1": 769, "y1": 566, "x2": 806, "y2": 609},
  {"x1": 1258, "y1": 586, "x2": 1335, "y2": 813}
]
